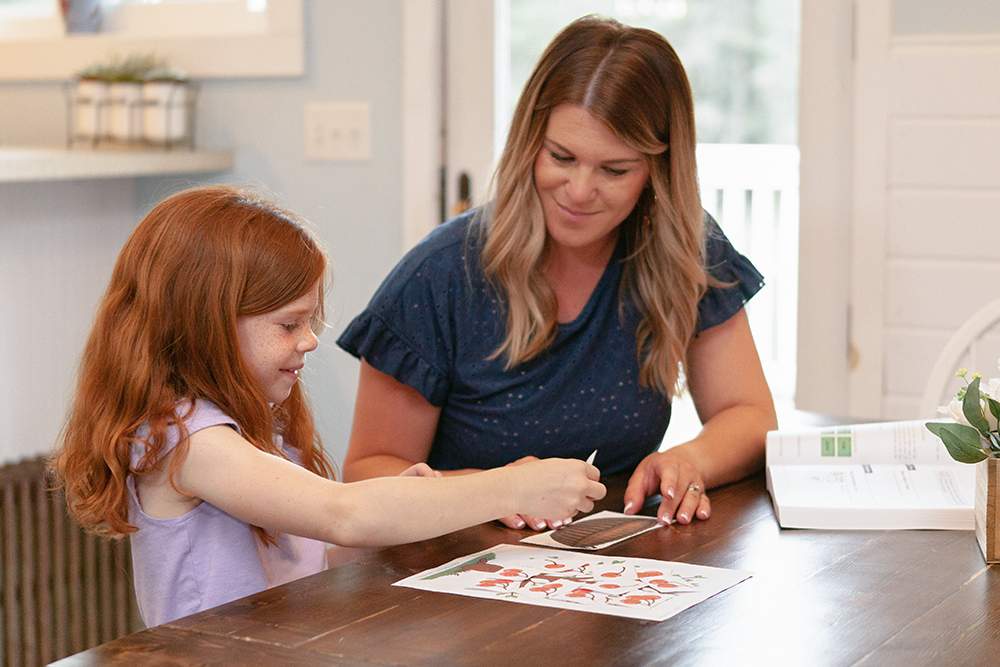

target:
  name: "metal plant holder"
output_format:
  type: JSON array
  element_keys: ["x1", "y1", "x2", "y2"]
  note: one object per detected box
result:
[{"x1": 66, "y1": 80, "x2": 199, "y2": 150}]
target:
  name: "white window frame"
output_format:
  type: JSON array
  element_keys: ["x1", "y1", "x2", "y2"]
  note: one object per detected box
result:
[{"x1": 0, "y1": 0, "x2": 303, "y2": 81}]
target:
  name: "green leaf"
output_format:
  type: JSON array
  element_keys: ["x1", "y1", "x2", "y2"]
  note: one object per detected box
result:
[
  {"x1": 987, "y1": 395, "x2": 1000, "y2": 424},
  {"x1": 926, "y1": 422, "x2": 989, "y2": 463},
  {"x1": 962, "y1": 377, "x2": 992, "y2": 436}
]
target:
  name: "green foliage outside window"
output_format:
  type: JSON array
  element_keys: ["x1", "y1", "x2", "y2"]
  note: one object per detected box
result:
[{"x1": 509, "y1": 0, "x2": 799, "y2": 145}]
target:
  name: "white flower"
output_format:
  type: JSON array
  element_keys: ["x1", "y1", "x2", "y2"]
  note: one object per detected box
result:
[
  {"x1": 981, "y1": 379, "x2": 1000, "y2": 431},
  {"x1": 985, "y1": 377, "x2": 1000, "y2": 399},
  {"x1": 986, "y1": 406, "x2": 1000, "y2": 432},
  {"x1": 944, "y1": 378, "x2": 1000, "y2": 432},
  {"x1": 940, "y1": 396, "x2": 968, "y2": 426}
]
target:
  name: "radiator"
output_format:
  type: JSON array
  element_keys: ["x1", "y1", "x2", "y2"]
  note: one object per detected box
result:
[{"x1": 0, "y1": 457, "x2": 142, "y2": 667}]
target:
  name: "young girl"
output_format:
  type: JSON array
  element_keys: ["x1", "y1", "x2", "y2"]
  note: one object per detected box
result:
[{"x1": 50, "y1": 185, "x2": 604, "y2": 627}]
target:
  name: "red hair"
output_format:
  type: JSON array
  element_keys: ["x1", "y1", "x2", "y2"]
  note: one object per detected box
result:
[{"x1": 51, "y1": 185, "x2": 334, "y2": 543}]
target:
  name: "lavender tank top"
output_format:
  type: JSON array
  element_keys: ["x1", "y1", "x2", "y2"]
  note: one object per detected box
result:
[{"x1": 127, "y1": 400, "x2": 327, "y2": 626}]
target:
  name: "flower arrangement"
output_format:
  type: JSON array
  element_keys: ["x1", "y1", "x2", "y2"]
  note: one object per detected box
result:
[{"x1": 925, "y1": 364, "x2": 1000, "y2": 463}]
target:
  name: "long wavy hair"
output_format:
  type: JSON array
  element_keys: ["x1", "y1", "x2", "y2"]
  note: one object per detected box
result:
[
  {"x1": 51, "y1": 185, "x2": 334, "y2": 545},
  {"x1": 482, "y1": 15, "x2": 708, "y2": 396}
]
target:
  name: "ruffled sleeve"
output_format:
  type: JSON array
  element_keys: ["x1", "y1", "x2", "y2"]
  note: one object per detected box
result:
[
  {"x1": 336, "y1": 215, "x2": 475, "y2": 407},
  {"x1": 697, "y1": 212, "x2": 765, "y2": 331},
  {"x1": 337, "y1": 310, "x2": 451, "y2": 406}
]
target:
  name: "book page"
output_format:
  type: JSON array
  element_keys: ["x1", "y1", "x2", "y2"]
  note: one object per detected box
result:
[
  {"x1": 766, "y1": 420, "x2": 954, "y2": 466},
  {"x1": 767, "y1": 463, "x2": 975, "y2": 529},
  {"x1": 769, "y1": 464, "x2": 973, "y2": 509}
]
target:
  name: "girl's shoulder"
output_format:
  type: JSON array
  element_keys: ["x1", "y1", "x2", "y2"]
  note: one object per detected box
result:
[
  {"x1": 132, "y1": 400, "x2": 240, "y2": 467},
  {"x1": 181, "y1": 399, "x2": 241, "y2": 436}
]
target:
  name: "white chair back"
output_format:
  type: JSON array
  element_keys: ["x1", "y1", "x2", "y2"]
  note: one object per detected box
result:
[{"x1": 919, "y1": 297, "x2": 1000, "y2": 418}]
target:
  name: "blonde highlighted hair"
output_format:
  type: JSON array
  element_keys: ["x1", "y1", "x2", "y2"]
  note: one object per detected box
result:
[
  {"x1": 482, "y1": 15, "x2": 708, "y2": 396},
  {"x1": 51, "y1": 185, "x2": 335, "y2": 544}
]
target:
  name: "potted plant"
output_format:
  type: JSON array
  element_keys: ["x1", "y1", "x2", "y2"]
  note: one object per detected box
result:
[
  {"x1": 73, "y1": 62, "x2": 112, "y2": 143},
  {"x1": 106, "y1": 54, "x2": 159, "y2": 143},
  {"x1": 926, "y1": 367, "x2": 1000, "y2": 562},
  {"x1": 141, "y1": 65, "x2": 190, "y2": 146}
]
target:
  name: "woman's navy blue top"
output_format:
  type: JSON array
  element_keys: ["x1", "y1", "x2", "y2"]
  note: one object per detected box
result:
[{"x1": 336, "y1": 208, "x2": 763, "y2": 475}]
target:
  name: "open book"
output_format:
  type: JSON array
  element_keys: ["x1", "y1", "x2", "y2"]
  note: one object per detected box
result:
[{"x1": 766, "y1": 420, "x2": 974, "y2": 530}]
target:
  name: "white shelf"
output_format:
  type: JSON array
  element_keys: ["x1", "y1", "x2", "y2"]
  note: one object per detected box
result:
[{"x1": 0, "y1": 147, "x2": 235, "y2": 183}]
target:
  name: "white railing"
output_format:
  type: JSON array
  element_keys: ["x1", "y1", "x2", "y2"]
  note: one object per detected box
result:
[
  {"x1": 697, "y1": 143, "x2": 800, "y2": 403},
  {"x1": 666, "y1": 144, "x2": 799, "y2": 445},
  {"x1": 663, "y1": 144, "x2": 799, "y2": 447}
]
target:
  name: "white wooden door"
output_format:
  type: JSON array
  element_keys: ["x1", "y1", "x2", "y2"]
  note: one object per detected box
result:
[
  {"x1": 840, "y1": 0, "x2": 1000, "y2": 418},
  {"x1": 795, "y1": 0, "x2": 854, "y2": 417}
]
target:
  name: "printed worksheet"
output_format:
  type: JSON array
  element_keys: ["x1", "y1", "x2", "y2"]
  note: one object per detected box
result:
[{"x1": 394, "y1": 544, "x2": 752, "y2": 622}]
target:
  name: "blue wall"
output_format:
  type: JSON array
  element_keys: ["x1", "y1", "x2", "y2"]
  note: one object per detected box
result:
[{"x1": 0, "y1": 1, "x2": 406, "y2": 466}]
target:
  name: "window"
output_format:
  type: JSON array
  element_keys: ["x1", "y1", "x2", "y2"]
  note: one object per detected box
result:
[
  {"x1": 505, "y1": 0, "x2": 799, "y2": 146},
  {"x1": 0, "y1": 0, "x2": 303, "y2": 81},
  {"x1": 429, "y1": 0, "x2": 800, "y2": 438},
  {"x1": 504, "y1": 0, "x2": 801, "y2": 410}
]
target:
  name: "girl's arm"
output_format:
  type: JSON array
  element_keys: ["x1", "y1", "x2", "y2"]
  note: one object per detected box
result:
[
  {"x1": 325, "y1": 461, "x2": 441, "y2": 567},
  {"x1": 165, "y1": 422, "x2": 604, "y2": 548},
  {"x1": 341, "y1": 360, "x2": 567, "y2": 531},
  {"x1": 622, "y1": 308, "x2": 777, "y2": 524}
]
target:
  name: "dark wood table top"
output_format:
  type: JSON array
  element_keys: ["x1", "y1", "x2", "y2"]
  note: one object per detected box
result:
[{"x1": 52, "y1": 472, "x2": 1000, "y2": 667}]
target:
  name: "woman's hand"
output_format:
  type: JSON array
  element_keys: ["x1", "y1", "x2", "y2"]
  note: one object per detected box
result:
[
  {"x1": 622, "y1": 449, "x2": 710, "y2": 524},
  {"x1": 508, "y1": 457, "x2": 605, "y2": 527},
  {"x1": 622, "y1": 309, "x2": 776, "y2": 525}
]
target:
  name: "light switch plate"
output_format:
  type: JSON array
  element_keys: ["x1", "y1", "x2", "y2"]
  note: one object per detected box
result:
[{"x1": 304, "y1": 101, "x2": 370, "y2": 161}]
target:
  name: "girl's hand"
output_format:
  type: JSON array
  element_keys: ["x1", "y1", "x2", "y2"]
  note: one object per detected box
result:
[
  {"x1": 622, "y1": 450, "x2": 711, "y2": 525},
  {"x1": 496, "y1": 456, "x2": 559, "y2": 531},
  {"x1": 398, "y1": 462, "x2": 442, "y2": 478},
  {"x1": 509, "y1": 458, "x2": 605, "y2": 527}
]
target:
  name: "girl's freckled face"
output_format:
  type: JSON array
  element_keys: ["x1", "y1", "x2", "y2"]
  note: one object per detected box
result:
[{"x1": 236, "y1": 281, "x2": 321, "y2": 405}]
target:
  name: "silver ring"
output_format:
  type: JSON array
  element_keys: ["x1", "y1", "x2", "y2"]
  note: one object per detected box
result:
[{"x1": 687, "y1": 484, "x2": 701, "y2": 494}]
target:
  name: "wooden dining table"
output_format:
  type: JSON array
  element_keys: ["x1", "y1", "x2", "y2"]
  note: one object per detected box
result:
[{"x1": 52, "y1": 470, "x2": 1000, "y2": 667}]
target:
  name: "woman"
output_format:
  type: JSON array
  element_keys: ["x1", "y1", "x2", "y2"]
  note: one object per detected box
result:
[{"x1": 337, "y1": 15, "x2": 776, "y2": 529}]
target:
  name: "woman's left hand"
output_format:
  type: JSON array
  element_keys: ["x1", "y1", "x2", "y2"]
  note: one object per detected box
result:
[
  {"x1": 621, "y1": 309, "x2": 775, "y2": 525},
  {"x1": 621, "y1": 449, "x2": 710, "y2": 525}
]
